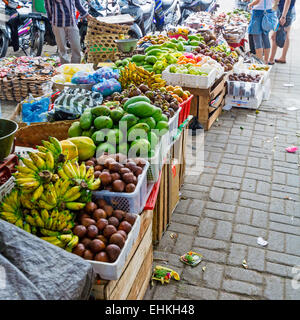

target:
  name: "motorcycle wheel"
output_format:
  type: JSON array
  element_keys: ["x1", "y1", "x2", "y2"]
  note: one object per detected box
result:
[
  {"x1": 0, "y1": 32, "x2": 8, "y2": 58},
  {"x1": 30, "y1": 28, "x2": 45, "y2": 57}
]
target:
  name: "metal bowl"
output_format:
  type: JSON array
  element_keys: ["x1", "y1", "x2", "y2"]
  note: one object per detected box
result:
[{"x1": 115, "y1": 39, "x2": 138, "y2": 53}]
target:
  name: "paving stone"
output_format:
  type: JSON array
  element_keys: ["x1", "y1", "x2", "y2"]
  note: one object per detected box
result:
[
  {"x1": 235, "y1": 207, "x2": 252, "y2": 225},
  {"x1": 270, "y1": 212, "x2": 300, "y2": 226},
  {"x1": 287, "y1": 174, "x2": 300, "y2": 187},
  {"x1": 240, "y1": 199, "x2": 269, "y2": 211},
  {"x1": 152, "y1": 284, "x2": 177, "y2": 300},
  {"x1": 248, "y1": 247, "x2": 265, "y2": 271},
  {"x1": 267, "y1": 230, "x2": 285, "y2": 252},
  {"x1": 267, "y1": 251, "x2": 300, "y2": 267},
  {"x1": 215, "y1": 174, "x2": 243, "y2": 184},
  {"x1": 252, "y1": 210, "x2": 269, "y2": 228},
  {"x1": 172, "y1": 213, "x2": 200, "y2": 226},
  {"x1": 256, "y1": 181, "x2": 271, "y2": 196},
  {"x1": 193, "y1": 247, "x2": 227, "y2": 263},
  {"x1": 225, "y1": 266, "x2": 263, "y2": 284},
  {"x1": 228, "y1": 243, "x2": 248, "y2": 266},
  {"x1": 168, "y1": 222, "x2": 197, "y2": 236},
  {"x1": 206, "y1": 201, "x2": 236, "y2": 213},
  {"x1": 232, "y1": 233, "x2": 258, "y2": 247},
  {"x1": 269, "y1": 221, "x2": 300, "y2": 235},
  {"x1": 202, "y1": 262, "x2": 224, "y2": 290},
  {"x1": 187, "y1": 199, "x2": 206, "y2": 217},
  {"x1": 198, "y1": 218, "x2": 216, "y2": 238},
  {"x1": 266, "y1": 262, "x2": 293, "y2": 278},
  {"x1": 240, "y1": 191, "x2": 270, "y2": 204},
  {"x1": 231, "y1": 165, "x2": 245, "y2": 177},
  {"x1": 175, "y1": 199, "x2": 190, "y2": 213},
  {"x1": 213, "y1": 180, "x2": 240, "y2": 190},
  {"x1": 223, "y1": 190, "x2": 239, "y2": 204},
  {"x1": 222, "y1": 279, "x2": 262, "y2": 296},
  {"x1": 241, "y1": 178, "x2": 256, "y2": 192},
  {"x1": 285, "y1": 275, "x2": 300, "y2": 300},
  {"x1": 156, "y1": 231, "x2": 177, "y2": 252},
  {"x1": 198, "y1": 173, "x2": 215, "y2": 186},
  {"x1": 194, "y1": 237, "x2": 228, "y2": 250},
  {"x1": 217, "y1": 164, "x2": 232, "y2": 175},
  {"x1": 204, "y1": 208, "x2": 234, "y2": 222},
  {"x1": 286, "y1": 234, "x2": 300, "y2": 256},
  {"x1": 219, "y1": 292, "x2": 243, "y2": 300},
  {"x1": 264, "y1": 275, "x2": 284, "y2": 300},
  {"x1": 215, "y1": 221, "x2": 232, "y2": 241},
  {"x1": 177, "y1": 284, "x2": 218, "y2": 300},
  {"x1": 209, "y1": 187, "x2": 224, "y2": 202},
  {"x1": 172, "y1": 233, "x2": 194, "y2": 255}
]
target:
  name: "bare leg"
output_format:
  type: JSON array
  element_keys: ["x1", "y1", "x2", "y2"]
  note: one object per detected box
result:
[
  {"x1": 255, "y1": 48, "x2": 263, "y2": 61},
  {"x1": 264, "y1": 48, "x2": 270, "y2": 64},
  {"x1": 277, "y1": 26, "x2": 291, "y2": 63},
  {"x1": 269, "y1": 31, "x2": 277, "y2": 63}
]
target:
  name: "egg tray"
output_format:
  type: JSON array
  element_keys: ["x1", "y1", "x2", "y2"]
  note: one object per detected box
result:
[{"x1": 92, "y1": 161, "x2": 149, "y2": 214}]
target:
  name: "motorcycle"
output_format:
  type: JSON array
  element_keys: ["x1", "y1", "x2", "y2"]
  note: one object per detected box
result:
[
  {"x1": 154, "y1": 0, "x2": 181, "y2": 31},
  {"x1": 118, "y1": 0, "x2": 155, "y2": 38},
  {"x1": 179, "y1": 0, "x2": 218, "y2": 25}
]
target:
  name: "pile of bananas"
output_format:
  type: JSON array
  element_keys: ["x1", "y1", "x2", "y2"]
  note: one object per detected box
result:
[
  {"x1": 119, "y1": 62, "x2": 166, "y2": 90},
  {"x1": 0, "y1": 136, "x2": 100, "y2": 252}
]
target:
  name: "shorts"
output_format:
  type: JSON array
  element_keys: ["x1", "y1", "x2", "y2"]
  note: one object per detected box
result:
[
  {"x1": 252, "y1": 32, "x2": 271, "y2": 49},
  {"x1": 277, "y1": 6, "x2": 296, "y2": 27}
]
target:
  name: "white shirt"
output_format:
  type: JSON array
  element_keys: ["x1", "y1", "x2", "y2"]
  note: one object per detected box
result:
[{"x1": 253, "y1": 0, "x2": 273, "y2": 10}]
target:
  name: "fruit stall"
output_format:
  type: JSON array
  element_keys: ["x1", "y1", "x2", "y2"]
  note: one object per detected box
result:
[{"x1": 0, "y1": 9, "x2": 272, "y2": 300}]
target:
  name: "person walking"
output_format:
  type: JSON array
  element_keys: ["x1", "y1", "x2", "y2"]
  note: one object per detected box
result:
[
  {"x1": 247, "y1": 0, "x2": 273, "y2": 64},
  {"x1": 269, "y1": 0, "x2": 296, "y2": 64},
  {"x1": 44, "y1": 0, "x2": 92, "y2": 64}
]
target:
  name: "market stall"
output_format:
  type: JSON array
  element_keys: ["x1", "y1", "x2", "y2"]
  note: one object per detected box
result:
[{"x1": 0, "y1": 9, "x2": 272, "y2": 299}]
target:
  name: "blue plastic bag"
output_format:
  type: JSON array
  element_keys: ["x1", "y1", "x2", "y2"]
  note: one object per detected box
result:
[
  {"x1": 93, "y1": 67, "x2": 119, "y2": 83},
  {"x1": 92, "y1": 78, "x2": 121, "y2": 97},
  {"x1": 71, "y1": 71, "x2": 96, "y2": 85},
  {"x1": 22, "y1": 95, "x2": 50, "y2": 124}
]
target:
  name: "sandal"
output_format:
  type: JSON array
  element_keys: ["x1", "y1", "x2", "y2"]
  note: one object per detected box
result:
[
  {"x1": 275, "y1": 59, "x2": 286, "y2": 64},
  {"x1": 268, "y1": 61, "x2": 275, "y2": 65}
]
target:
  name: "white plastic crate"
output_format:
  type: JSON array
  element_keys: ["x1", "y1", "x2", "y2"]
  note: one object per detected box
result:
[
  {"x1": 145, "y1": 139, "x2": 164, "y2": 183},
  {"x1": 0, "y1": 177, "x2": 15, "y2": 201},
  {"x1": 233, "y1": 63, "x2": 272, "y2": 83},
  {"x1": 225, "y1": 88, "x2": 264, "y2": 110},
  {"x1": 92, "y1": 161, "x2": 149, "y2": 214},
  {"x1": 162, "y1": 65, "x2": 217, "y2": 89},
  {"x1": 88, "y1": 214, "x2": 141, "y2": 280}
]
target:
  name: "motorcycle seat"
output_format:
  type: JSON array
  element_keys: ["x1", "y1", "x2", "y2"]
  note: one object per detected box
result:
[{"x1": 161, "y1": 0, "x2": 174, "y2": 10}]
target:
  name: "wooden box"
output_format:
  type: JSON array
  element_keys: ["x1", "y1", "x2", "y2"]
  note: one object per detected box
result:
[
  {"x1": 91, "y1": 210, "x2": 153, "y2": 300},
  {"x1": 183, "y1": 74, "x2": 227, "y2": 130}
]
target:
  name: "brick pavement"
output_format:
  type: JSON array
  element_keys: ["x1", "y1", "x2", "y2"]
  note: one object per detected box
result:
[{"x1": 145, "y1": 4, "x2": 300, "y2": 300}]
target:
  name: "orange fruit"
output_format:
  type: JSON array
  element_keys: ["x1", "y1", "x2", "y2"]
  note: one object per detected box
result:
[
  {"x1": 166, "y1": 85, "x2": 174, "y2": 91},
  {"x1": 182, "y1": 92, "x2": 189, "y2": 100},
  {"x1": 173, "y1": 88, "x2": 184, "y2": 97}
]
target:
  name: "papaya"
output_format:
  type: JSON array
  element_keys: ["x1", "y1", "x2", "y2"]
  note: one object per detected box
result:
[
  {"x1": 159, "y1": 114, "x2": 169, "y2": 122},
  {"x1": 94, "y1": 116, "x2": 113, "y2": 130},
  {"x1": 152, "y1": 107, "x2": 163, "y2": 122},
  {"x1": 60, "y1": 140, "x2": 78, "y2": 160},
  {"x1": 110, "y1": 107, "x2": 125, "y2": 123},
  {"x1": 155, "y1": 121, "x2": 169, "y2": 136},
  {"x1": 91, "y1": 105, "x2": 111, "y2": 117},
  {"x1": 123, "y1": 96, "x2": 151, "y2": 110},
  {"x1": 120, "y1": 113, "x2": 138, "y2": 129},
  {"x1": 131, "y1": 54, "x2": 145, "y2": 63},
  {"x1": 96, "y1": 142, "x2": 116, "y2": 157},
  {"x1": 138, "y1": 117, "x2": 156, "y2": 130},
  {"x1": 145, "y1": 56, "x2": 158, "y2": 65},
  {"x1": 127, "y1": 101, "x2": 156, "y2": 118},
  {"x1": 80, "y1": 108, "x2": 92, "y2": 130},
  {"x1": 68, "y1": 137, "x2": 96, "y2": 161},
  {"x1": 68, "y1": 121, "x2": 82, "y2": 138}
]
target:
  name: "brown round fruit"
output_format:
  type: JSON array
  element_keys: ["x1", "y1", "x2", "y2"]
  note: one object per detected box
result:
[
  {"x1": 106, "y1": 244, "x2": 121, "y2": 262},
  {"x1": 94, "y1": 165, "x2": 103, "y2": 171},
  {"x1": 93, "y1": 208, "x2": 107, "y2": 220},
  {"x1": 73, "y1": 225, "x2": 87, "y2": 238},
  {"x1": 85, "y1": 202, "x2": 97, "y2": 213},
  {"x1": 100, "y1": 172, "x2": 112, "y2": 186},
  {"x1": 134, "y1": 158, "x2": 147, "y2": 168},
  {"x1": 119, "y1": 167, "x2": 131, "y2": 175},
  {"x1": 103, "y1": 205, "x2": 113, "y2": 217},
  {"x1": 85, "y1": 160, "x2": 95, "y2": 167},
  {"x1": 89, "y1": 239, "x2": 106, "y2": 253},
  {"x1": 124, "y1": 212, "x2": 136, "y2": 225},
  {"x1": 72, "y1": 243, "x2": 85, "y2": 257},
  {"x1": 112, "y1": 210, "x2": 125, "y2": 221},
  {"x1": 78, "y1": 212, "x2": 90, "y2": 222},
  {"x1": 111, "y1": 172, "x2": 121, "y2": 181},
  {"x1": 132, "y1": 176, "x2": 137, "y2": 185},
  {"x1": 94, "y1": 171, "x2": 101, "y2": 179},
  {"x1": 104, "y1": 157, "x2": 115, "y2": 168},
  {"x1": 96, "y1": 218, "x2": 108, "y2": 231},
  {"x1": 81, "y1": 237, "x2": 92, "y2": 248},
  {"x1": 133, "y1": 166, "x2": 143, "y2": 177},
  {"x1": 118, "y1": 221, "x2": 132, "y2": 234},
  {"x1": 96, "y1": 234, "x2": 108, "y2": 245},
  {"x1": 87, "y1": 225, "x2": 99, "y2": 239},
  {"x1": 81, "y1": 218, "x2": 96, "y2": 227},
  {"x1": 96, "y1": 198, "x2": 107, "y2": 208},
  {"x1": 125, "y1": 161, "x2": 136, "y2": 171},
  {"x1": 112, "y1": 180, "x2": 125, "y2": 192},
  {"x1": 122, "y1": 172, "x2": 135, "y2": 184},
  {"x1": 109, "y1": 233, "x2": 125, "y2": 249},
  {"x1": 125, "y1": 183, "x2": 136, "y2": 193},
  {"x1": 103, "y1": 225, "x2": 117, "y2": 238},
  {"x1": 108, "y1": 162, "x2": 123, "y2": 172},
  {"x1": 117, "y1": 230, "x2": 127, "y2": 240},
  {"x1": 108, "y1": 216, "x2": 120, "y2": 228},
  {"x1": 83, "y1": 249, "x2": 94, "y2": 260},
  {"x1": 94, "y1": 251, "x2": 110, "y2": 262}
]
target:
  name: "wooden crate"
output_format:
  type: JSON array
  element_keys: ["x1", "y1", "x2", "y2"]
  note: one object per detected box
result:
[
  {"x1": 183, "y1": 74, "x2": 227, "y2": 130},
  {"x1": 91, "y1": 210, "x2": 153, "y2": 300}
]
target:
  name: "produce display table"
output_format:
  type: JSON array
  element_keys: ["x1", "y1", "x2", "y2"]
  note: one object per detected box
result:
[
  {"x1": 183, "y1": 74, "x2": 227, "y2": 130},
  {"x1": 91, "y1": 210, "x2": 153, "y2": 300}
]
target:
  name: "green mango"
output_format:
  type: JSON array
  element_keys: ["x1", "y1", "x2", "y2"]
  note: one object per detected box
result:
[
  {"x1": 138, "y1": 116, "x2": 156, "y2": 130},
  {"x1": 96, "y1": 142, "x2": 116, "y2": 156},
  {"x1": 152, "y1": 107, "x2": 163, "y2": 122},
  {"x1": 91, "y1": 130, "x2": 106, "y2": 145},
  {"x1": 110, "y1": 107, "x2": 125, "y2": 123},
  {"x1": 155, "y1": 121, "x2": 169, "y2": 136},
  {"x1": 80, "y1": 108, "x2": 92, "y2": 130},
  {"x1": 91, "y1": 105, "x2": 111, "y2": 117},
  {"x1": 94, "y1": 116, "x2": 113, "y2": 130},
  {"x1": 106, "y1": 129, "x2": 124, "y2": 144},
  {"x1": 68, "y1": 121, "x2": 82, "y2": 138}
]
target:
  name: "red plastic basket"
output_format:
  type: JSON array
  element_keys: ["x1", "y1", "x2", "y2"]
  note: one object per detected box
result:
[
  {"x1": 169, "y1": 34, "x2": 188, "y2": 41},
  {"x1": 143, "y1": 170, "x2": 163, "y2": 210},
  {"x1": 178, "y1": 94, "x2": 193, "y2": 126}
]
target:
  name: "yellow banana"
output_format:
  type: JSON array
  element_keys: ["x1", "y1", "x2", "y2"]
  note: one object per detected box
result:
[
  {"x1": 45, "y1": 151, "x2": 54, "y2": 171},
  {"x1": 40, "y1": 209, "x2": 49, "y2": 223},
  {"x1": 36, "y1": 152, "x2": 47, "y2": 161},
  {"x1": 15, "y1": 218, "x2": 24, "y2": 228},
  {"x1": 0, "y1": 212, "x2": 18, "y2": 224},
  {"x1": 49, "y1": 137, "x2": 62, "y2": 154},
  {"x1": 65, "y1": 202, "x2": 85, "y2": 211},
  {"x1": 14, "y1": 172, "x2": 36, "y2": 180},
  {"x1": 28, "y1": 152, "x2": 46, "y2": 170},
  {"x1": 18, "y1": 180, "x2": 40, "y2": 189},
  {"x1": 42, "y1": 140, "x2": 58, "y2": 155},
  {"x1": 1, "y1": 202, "x2": 15, "y2": 213},
  {"x1": 21, "y1": 197, "x2": 35, "y2": 209},
  {"x1": 36, "y1": 146, "x2": 48, "y2": 153},
  {"x1": 63, "y1": 162, "x2": 77, "y2": 179},
  {"x1": 87, "y1": 178, "x2": 101, "y2": 191},
  {"x1": 63, "y1": 186, "x2": 81, "y2": 201},
  {"x1": 54, "y1": 179, "x2": 62, "y2": 198},
  {"x1": 16, "y1": 166, "x2": 36, "y2": 175},
  {"x1": 58, "y1": 234, "x2": 73, "y2": 243},
  {"x1": 57, "y1": 167, "x2": 69, "y2": 180},
  {"x1": 31, "y1": 185, "x2": 44, "y2": 202},
  {"x1": 50, "y1": 208, "x2": 59, "y2": 221},
  {"x1": 65, "y1": 192, "x2": 82, "y2": 202},
  {"x1": 40, "y1": 236, "x2": 58, "y2": 242},
  {"x1": 4, "y1": 191, "x2": 19, "y2": 210},
  {"x1": 60, "y1": 180, "x2": 71, "y2": 195},
  {"x1": 45, "y1": 190, "x2": 57, "y2": 206},
  {"x1": 66, "y1": 235, "x2": 79, "y2": 252},
  {"x1": 31, "y1": 209, "x2": 45, "y2": 228},
  {"x1": 66, "y1": 221, "x2": 75, "y2": 229},
  {"x1": 45, "y1": 216, "x2": 53, "y2": 229},
  {"x1": 23, "y1": 223, "x2": 31, "y2": 233},
  {"x1": 40, "y1": 228, "x2": 61, "y2": 236},
  {"x1": 20, "y1": 157, "x2": 39, "y2": 172},
  {"x1": 72, "y1": 162, "x2": 81, "y2": 178},
  {"x1": 15, "y1": 177, "x2": 38, "y2": 184},
  {"x1": 31, "y1": 226, "x2": 37, "y2": 235},
  {"x1": 79, "y1": 162, "x2": 86, "y2": 179},
  {"x1": 85, "y1": 166, "x2": 94, "y2": 183},
  {"x1": 38, "y1": 200, "x2": 55, "y2": 210},
  {"x1": 51, "y1": 174, "x2": 59, "y2": 183},
  {"x1": 25, "y1": 215, "x2": 37, "y2": 226}
]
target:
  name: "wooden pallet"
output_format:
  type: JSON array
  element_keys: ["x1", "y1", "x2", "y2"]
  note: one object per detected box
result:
[
  {"x1": 91, "y1": 210, "x2": 153, "y2": 300},
  {"x1": 183, "y1": 74, "x2": 227, "y2": 130}
]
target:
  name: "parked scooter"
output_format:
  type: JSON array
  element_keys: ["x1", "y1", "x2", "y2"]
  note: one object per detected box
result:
[
  {"x1": 154, "y1": 0, "x2": 181, "y2": 31},
  {"x1": 118, "y1": 0, "x2": 155, "y2": 38},
  {"x1": 179, "y1": 0, "x2": 218, "y2": 25}
]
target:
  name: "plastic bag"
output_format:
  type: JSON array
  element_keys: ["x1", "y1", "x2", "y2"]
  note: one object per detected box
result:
[
  {"x1": 22, "y1": 94, "x2": 50, "y2": 124},
  {"x1": 93, "y1": 67, "x2": 119, "y2": 83},
  {"x1": 92, "y1": 78, "x2": 121, "y2": 97},
  {"x1": 71, "y1": 71, "x2": 96, "y2": 85},
  {"x1": 56, "y1": 63, "x2": 94, "y2": 76}
]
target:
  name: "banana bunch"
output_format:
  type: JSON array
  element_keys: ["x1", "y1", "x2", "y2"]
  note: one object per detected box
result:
[
  {"x1": 119, "y1": 62, "x2": 166, "y2": 89},
  {"x1": 57, "y1": 160, "x2": 101, "y2": 191},
  {"x1": 38, "y1": 136, "x2": 65, "y2": 164},
  {"x1": 37, "y1": 181, "x2": 86, "y2": 211},
  {"x1": 25, "y1": 208, "x2": 75, "y2": 233},
  {"x1": 41, "y1": 234, "x2": 79, "y2": 251}
]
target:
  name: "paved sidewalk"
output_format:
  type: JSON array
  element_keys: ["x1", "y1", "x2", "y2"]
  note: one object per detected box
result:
[{"x1": 145, "y1": 6, "x2": 300, "y2": 300}]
